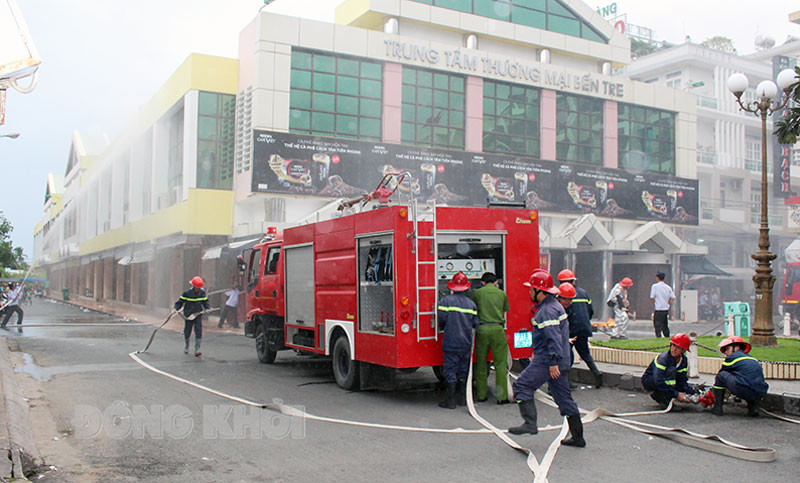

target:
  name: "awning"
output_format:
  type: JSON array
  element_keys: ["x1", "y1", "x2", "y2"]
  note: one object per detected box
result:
[
  {"x1": 680, "y1": 255, "x2": 733, "y2": 276},
  {"x1": 202, "y1": 237, "x2": 260, "y2": 260}
]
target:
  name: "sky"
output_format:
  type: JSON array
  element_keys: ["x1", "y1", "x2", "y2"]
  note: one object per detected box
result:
[{"x1": 1, "y1": 0, "x2": 798, "y2": 260}]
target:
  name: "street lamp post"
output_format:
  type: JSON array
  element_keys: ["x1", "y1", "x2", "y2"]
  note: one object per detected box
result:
[{"x1": 727, "y1": 69, "x2": 798, "y2": 347}]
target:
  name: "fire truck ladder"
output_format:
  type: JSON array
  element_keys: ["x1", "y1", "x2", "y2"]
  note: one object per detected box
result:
[{"x1": 411, "y1": 198, "x2": 438, "y2": 342}]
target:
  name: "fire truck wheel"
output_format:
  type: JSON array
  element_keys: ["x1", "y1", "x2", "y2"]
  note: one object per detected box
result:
[
  {"x1": 432, "y1": 365, "x2": 445, "y2": 383},
  {"x1": 332, "y1": 336, "x2": 360, "y2": 391},
  {"x1": 255, "y1": 323, "x2": 277, "y2": 364}
]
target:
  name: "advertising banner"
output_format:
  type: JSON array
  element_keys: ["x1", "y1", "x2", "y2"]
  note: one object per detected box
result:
[
  {"x1": 252, "y1": 130, "x2": 698, "y2": 225},
  {"x1": 773, "y1": 55, "x2": 796, "y2": 199}
]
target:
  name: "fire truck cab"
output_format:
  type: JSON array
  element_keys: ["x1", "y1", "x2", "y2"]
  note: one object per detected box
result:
[{"x1": 240, "y1": 203, "x2": 539, "y2": 390}]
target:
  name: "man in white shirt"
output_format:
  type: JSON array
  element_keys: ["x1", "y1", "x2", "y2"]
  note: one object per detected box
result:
[
  {"x1": 650, "y1": 271, "x2": 675, "y2": 338},
  {"x1": 1, "y1": 283, "x2": 24, "y2": 328},
  {"x1": 217, "y1": 287, "x2": 240, "y2": 328}
]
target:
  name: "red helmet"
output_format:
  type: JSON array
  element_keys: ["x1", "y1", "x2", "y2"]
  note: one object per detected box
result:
[
  {"x1": 447, "y1": 271, "x2": 471, "y2": 292},
  {"x1": 718, "y1": 336, "x2": 751, "y2": 354},
  {"x1": 558, "y1": 282, "x2": 576, "y2": 299},
  {"x1": 620, "y1": 277, "x2": 633, "y2": 287},
  {"x1": 557, "y1": 269, "x2": 576, "y2": 282},
  {"x1": 524, "y1": 269, "x2": 560, "y2": 295},
  {"x1": 190, "y1": 276, "x2": 204, "y2": 288},
  {"x1": 670, "y1": 333, "x2": 691, "y2": 351}
]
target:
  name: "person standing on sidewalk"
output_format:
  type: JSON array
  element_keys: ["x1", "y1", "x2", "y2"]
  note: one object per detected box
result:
[
  {"x1": 217, "y1": 286, "x2": 241, "y2": 329},
  {"x1": 650, "y1": 271, "x2": 675, "y2": 338},
  {"x1": 437, "y1": 272, "x2": 479, "y2": 409},
  {"x1": 1, "y1": 282, "x2": 23, "y2": 328},
  {"x1": 509, "y1": 269, "x2": 585, "y2": 448},
  {"x1": 174, "y1": 276, "x2": 210, "y2": 356},
  {"x1": 557, "y1": 270, "x2": 603, "y2": 388},
  {"x1": 606, "y1": 277, "x2": 633, "y2": 339},
  {"x1": 470, "y1": 272, "x2": 511, "y2": 404}
]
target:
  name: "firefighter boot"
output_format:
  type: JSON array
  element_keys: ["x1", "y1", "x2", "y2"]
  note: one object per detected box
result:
[
  {"x1": 439, "y1": 383, "x2": 457, "y2": 409},
  {"x1": 711, "y1": 388, "x2": 725, "y2": 416},
  {"x1": 456, "y1": 380, "x2": 467, "y2": 406},
  {"x1": 508, "y1": 399, "x2": 538, "y2": 435},
  {"x1": 183, "y1": 338, "x2": 189, "y2": 354},
  {"x1": 747, "y1": 397, "x2": 761, "y2": 417},
  {"x1": 194, "y1": 338, "x2": 202, "y2": 357},
  {"x1": 586, "y1": 359, "x2": 603, "y2": 388},
  {"x1": 561, "y1": 414, "x2": 586, "y2": 447}
]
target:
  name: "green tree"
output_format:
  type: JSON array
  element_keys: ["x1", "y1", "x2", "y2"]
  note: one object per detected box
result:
[
  {"x1": 0, "y1": 212, "x2": 27, "y2": 274},
  {"x1": 775, "y1": 66, "x2": 800, "y2": 144},
  {"x1": 630, "y1": 38, "x2": 658, "y2": 59},
  {"x1": 700, "y1": 36, "x2": 737, "y2": 53}
]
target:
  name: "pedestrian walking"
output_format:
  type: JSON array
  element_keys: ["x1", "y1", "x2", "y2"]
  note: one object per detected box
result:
[
  {"x1": 174, "y1": 276, "x2": 210, "y2": 356},
  {"x1": 640, "y1": 333, "x2": 696, "y2": 409},
  {"x1": 650, "y1": 271, "x2": 675, "y2": 338},
  {"x1": 470, "y1": 272, "x2": 510, "y2": 404},
  {"x1": 217, "y1": 286, "x2": 241, "y2": 328},
  {"x1": 509, "y1": 269, "x2": 585, "y2": 448},
  {"x1": 606, "y1": 277, "x2": 633, "y2": 339},
  {"x1": 1, "y1": 282, "x2": 24, "y2": 328},
  {"x1": 557, "y1": 270, "x2": 603, "y2": 388},
  {"x1": 436, "y1": 271, "x2": 479, "y2": 409},
  {"x1": 710, "y1": 336, "x2": 768, "y2": 417}
]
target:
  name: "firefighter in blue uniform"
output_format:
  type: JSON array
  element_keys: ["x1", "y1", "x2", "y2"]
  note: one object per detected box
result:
[
  {"x1": 641, "y1": 333, "x2": 696, "y2": 409},
  {"x1": 711, "y1": 336, "x2": 768, "y2": 417},
  {"x1": 509, "y1": 269, "x2": 585, "y2": 448},
  {"x1": 437, "y1": 271, "x2": 479, "y2": 409},
  {"x1": 557, "y1": 269, "x2": 603, "y2": 388},
  {"x1": 174, "y1": 276, "x2": 210, "y2": 357}
]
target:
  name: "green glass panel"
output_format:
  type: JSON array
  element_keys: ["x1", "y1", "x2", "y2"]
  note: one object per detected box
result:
[
  {"x1": 484, "y1": 81, "x2": 495, "y2": 97},
  {"x1": 547, "y1": 0, "x2": 575, "y2": 18},
  {"x1": 566, "y1": 127, "x2": 577, "y2": 142},
  {"x1": 338, "y1": 58, "x2": 359, "y2": 75},
  {"x1": 618, "y1": 121, "x2": 630, "y2": 136},
  {"x1": 417, "y1": 70, "x2": 433, "y2": 87},
  {"x1": 312, "y1": 112, "x2": 335, "y2": 133},
  {"x1": 313, "y1": 54, "x2": 336, "y2": 73},
  {"x1": 565, "y1": 95, "x2": 578, "y2": 111},
  {"x1": 578, "y1": 114, "x2": 590, "y2": 130},
  {"x1": 433, "y1": 89, "x2": 449, "y2": 108},
  {"x1": 450, "y1": 92, "x2": 465, "y2": 111},
  {"x1": 361, "y1": 79, "x2": 382, "y2": 99},
  {"x1": 337, "y1": 115, "x2": 359, "y2": 135},
  {"x1": 526, "y1": 140, "x2": 539, "y2": 156},
  {"x1": 361, "y1": 62, "x2": 383, "y2": 80},
  {"x1": 582, "y1": 26, "x2": 605, "y2": 43},
  {"x1": 512, "y1": 6, "x2": 546, "y2": 29},
  {"x1": 290, "y1": 69, "x2": 311, "y2": 89},
  {"x1": 219, "y1": 119, "x2": 235, "y2": 140},
  {"x1": 591, "y1": 135, "x2": 602, "y2": 147},
  {"x1": 418, "y1": 87, "x2": 433, "y2": 106},
  {"x1": 449, "y1": 128, "x2": 465, "y2": 148},
  {"x1": 517, "y1": 0, "x2": 547, "y2": 9},
  {"x1": 361, "y1": 98, "x2": 382, "y2": 118},
  {"x1": 496, "y1": 100, "x2": 510, "y2": 116},
  {"x1": 484, "y1": 98, "x2": 495, "y2": 115},
  {"x1": 618, "y1": 104, "x2": 629, "y2": 118},
  {"x1": 337, "y1": 76, "x2": 359, "y2": 96},
  {"x1": 360, "y1": 119, "x2": 381, "y2": 139},
  {"x1": 483, "y1": 133, "x2": 496, "y2": 151},
  {"x1": 221, "y1": 95, "x2": 235, "y2": 117},
  {"x1": 402, "y1": 85, "x2": 416, "y2": 102},
  {"x1": 450, "y1": 110, "x2": 464, "y2": 128},
  {"x1": 198, "y1": 92, "x2": 218, "y2": 116},
  {"x1": 418, "y1": 125, "x2": 432, "y2": 143},
  {"x1": 646, "y1": 109, "x2": 660, "y2": 124},
  {"x1": 402, "y1": 104, "x2": 416, "y2": 122},
  {"x1": 526, "y1": 121, "x2": 539, "y2": 137},
  {"x1": 450, "y1": 76, "x2": 464, "y2": 92},
  {"x1": 313, "y1": 72, "x2": 336, "y2": 93},
  {"x1": 290, "y1": 90, "x2": 311, "y2": 109},
  {"x1": 313, "y1": 92, "x2": 335, "y2": 112},
  {"x1": 417, "y1": 106, "x2": 433, "y2": 124},
  {"x1": 475, "y1": 0, "x2": 510, "y2": 21},
  {"x1": 526, "y1": 106, "x2": 539, "y2": 121},
  {"x1": 510, "y1": 137, "x2": 525, "y2": 154},
  {"x1": 549, "y1": 15, "x2": 580, "y2": 37},
  {"x1": 591, "y1": 148, "x2": 602, "y2": 163},
  {"x1": 484, "y1": 118, "x2": 495, "y2": 133},
  {"x1": 630, "y1": 138, "x2": 643, "y2": 151},
  {"x1": 433, "y1": 73, "x2": 449, "y2": 90},
  {"x1": 526, "y1": 89, "x2": 539, "y2": 103},
  {"x1": 578, "y1": 129, "x2": 590, "y2": 143},
  {"x1": 435, "y1": 0, "x2": 470, "y2": 13},
  {"x1": 496, "y1": 83, "x2": 510, "y2": 99},
  {"x1": 291, "y1": 51, "x2": 312, "y2": 70},
  {"x1": 402, "y1": 67, "x2": 416, "y2": 85},
  {"x1": 401, "y1": 122, "x2": 415, "y2": 142},
  {"x1": 556, "y1": 143, "x2": 568, "y2": 159},
  {"x1": 197, "y1": 140, "x2": 217, "y2": 189},
  {"x1": 337, "y1": 95, "x2": 359, "y2": 115},
  {"x1": 510, "y1": 120, "x2": 525, "y2": 136},
  {"x1": 495, "y1": 117, "x2": 510, "y2": 133},
  {"x1": 198, "y1": 116, "x2": 217, "y2": 140},
  {"x1": 289, "y1": 109, "x2": 310, "y2": 130},
  {"x1": 632, "y1": 107, "x2": 645, "y2": 123}
]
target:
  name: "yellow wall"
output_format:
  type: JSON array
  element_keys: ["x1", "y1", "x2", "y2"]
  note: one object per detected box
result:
[
  {"x1": 79, "y1": 189, "x2": 233, "y2": 255},
  {"x1": 334, "y1": 0, "x2": 382, "y2": 28}
]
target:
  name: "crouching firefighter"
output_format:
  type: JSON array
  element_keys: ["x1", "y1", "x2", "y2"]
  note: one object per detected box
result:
[
  {"x1": 509, "y1": 269, "x2": 585, "y2": 448},
  {"x1": 711, "y1": 336, "x2": 768, "y2": 417},
  {"x1": 641, "y1": 333, "x2": 696, "y2": 409},
  {"x1": 436, "y1": 272, "x2": 479, "y2": 409},
  {"x1": 174, "y1": 276, "x2": 210, "y2": 357}
]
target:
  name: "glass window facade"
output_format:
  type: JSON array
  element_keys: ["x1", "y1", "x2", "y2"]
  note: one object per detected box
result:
[
  {"x1": 556, "y1": 93, "x2": 603, "y2": 164},
  {"x1": 289, "y1": 49, "x2": 383, "y2": 141},
  {"x1": 411, "y1": 0, "x2": 606, "y2": 42},
  {"x1": 401, "y1": 66, "x2": 465, "y2": 149},
  {"x1": 197, "y1": 92, "x2": 236, "y2": 190},
  {"x1": 483, "y1": 80, "x2": 540, "y2": 157},
  {"x1": 618, "y1": 104, "x2": 675, "y2": 174}
]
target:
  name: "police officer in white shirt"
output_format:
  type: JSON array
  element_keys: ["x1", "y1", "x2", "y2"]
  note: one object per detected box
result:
[{"x1": 650, "y1": 271, "x2": 675, "y2": 338}]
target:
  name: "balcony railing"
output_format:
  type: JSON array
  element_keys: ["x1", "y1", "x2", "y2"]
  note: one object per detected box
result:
[
  {"x1": 697, "y1": 151, "x2": 717, "y2": 165},
  {"x1": 696, "y1": 95, "x2": 718, "y2": 109}
]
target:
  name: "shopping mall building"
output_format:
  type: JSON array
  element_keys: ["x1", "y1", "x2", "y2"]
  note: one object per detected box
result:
[{"x1": 34, "y1": 0, "x2": 705, "y2": 316}]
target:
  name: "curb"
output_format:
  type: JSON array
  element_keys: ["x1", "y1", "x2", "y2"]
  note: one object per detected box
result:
[
  {"x1": 0, "y1": 336, "x2": 41, "y2": 480},
  {"x1": 569, "y1": 367, "x2": 800, "y2": 417}
]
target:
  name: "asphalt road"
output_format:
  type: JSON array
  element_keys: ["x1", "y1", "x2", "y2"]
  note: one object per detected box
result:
[{"x1": 2, "y1": 299, "x2": 798, "y2": 482}]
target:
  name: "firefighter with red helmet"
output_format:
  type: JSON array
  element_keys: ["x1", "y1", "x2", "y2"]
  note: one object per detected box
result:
[
  {"x1": 557, "y1": 269, "x2": 603, "y2": 388},
  {"x1": 606, "y1": 277, "x2": 633, "y2": 339},
  {"x1": 641, "y1": 333, "x2": 697, "y2": 409},
  {"x1": 436, "y1": 271, "x2": 479, "y2": 409},
  {"x1": 174, "y1": 276, "x2": 211, "y2": 357},
  {"x1": 509, "y1": 269, "x2": 585, "y2": 448},
  {"x1": 711, "y1": 336, "x2": 768, "y2": 417}
]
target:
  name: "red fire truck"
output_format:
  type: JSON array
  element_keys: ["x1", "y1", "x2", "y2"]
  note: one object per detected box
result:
[{"x1": 239, "y1": 193, "x2": 540, "y2": 390}]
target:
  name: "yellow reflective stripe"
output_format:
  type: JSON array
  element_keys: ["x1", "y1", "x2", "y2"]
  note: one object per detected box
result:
[
  {"x1": 653, "y1": 357, "x2": 666, "y2": 371},
  {"x1": 722, "y1": 356, "x2": 758, "y2": 367},
  {"x1": 181, "y1": 296, "x2": 208, "y2": 302},
  {"x1": 664, "y1": 380, "x2": 676, "y2": 385},
  {"x1": 712, "y1": 385, "x2": 725, "y2": 390},
  {"x1": 573, "y1": 298, "x2": 590, "y2": 303},
  {"x1": 437, "y1": 306, "x2": 478, "y2": 315},
  {"x1": 677, "y1": 367, "x2": 687, "y2": 373}
]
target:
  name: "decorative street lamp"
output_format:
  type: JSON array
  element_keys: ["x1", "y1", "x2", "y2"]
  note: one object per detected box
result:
[{"x1": 727, "y1": 68, "x2": 798, "y2": 346}]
